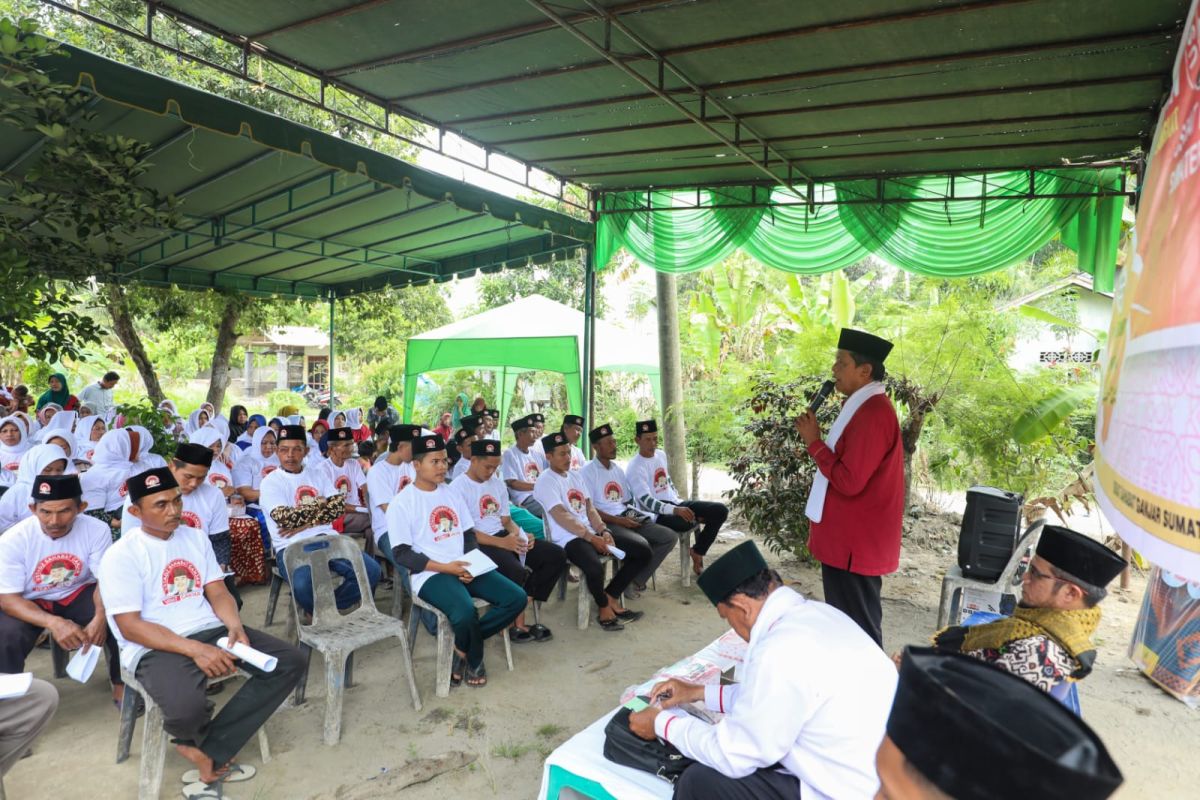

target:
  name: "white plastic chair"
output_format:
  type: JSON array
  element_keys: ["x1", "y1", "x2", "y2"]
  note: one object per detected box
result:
[
  {"x1": 409, "y1": 593, "x2": 514, "y2": 698},
  {"x1": 936, "y1": 520, "x2": 1045, "y2": 628}
]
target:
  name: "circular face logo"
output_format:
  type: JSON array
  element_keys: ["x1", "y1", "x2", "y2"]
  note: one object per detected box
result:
[
  {"x1": 4, "y1": 461, "x2": 19, "y2": 472},
  {"x1": 604, "y1": 481, "x2": 623, "y2": 503},
  {"x1": 653, "y1": 467, "x2": 669, "y2": 492},
  {"x1": 566, "y1": 488, "x2": 586, "y2": 515},
  {"x1": 334, "y1": 475, "x2": 351, "y2": 493},
  {"x1": 180, "y1": 510, "x2": 201, "y2": 529},
  {"x1": 209, "y1": 474, "x2": 229, "y2": 489},
  {"x1": 429, "y1": 506, "x2": 460, "y2": 541},
  {"x1": 570, "y1": 451, "x2": 583, "y2": 470},
  {"x1": 160, "y1": 558, "x2": 202, "y2": 603},
  {"x1": 479, "y1": 494, "x2": 501, "y2": 518},
  {"x1": 145, "y1": 474, "x2": 161, "y2": 489},
  {"x1": 261, "y1": 465, "x2": 278, "y2": 479},
  {"x1": 37, "y1": 481, "x2": 51, "y2": 496},
  {"x1": 524, "y1": 461, "x2": 540, "y2": 481},
  {"x1": 295, "y1": 485, "x2": 319, "y2": 505},
  {"x1": 118, "y1": 481, "x2": 128, "y2": 498},
  {"x1": 397, "y1": 475, "x2": 412, "y2": 492},
  {"x1": 32, "y1": 552, "x2": 84, "y2": 591}
]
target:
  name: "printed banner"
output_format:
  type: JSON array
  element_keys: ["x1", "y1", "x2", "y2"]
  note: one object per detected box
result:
[{"x1": 1097, "y1": 0, "x2": 1200, "y2": 581}]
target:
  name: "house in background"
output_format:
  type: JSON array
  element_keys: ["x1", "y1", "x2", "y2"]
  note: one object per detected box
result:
[
  {"x1": 237, "y1": 326, "x2": 330, "y2": 397},
  {"x1": 998, "y1": 273, "x2": 1113, "y2": 371}
]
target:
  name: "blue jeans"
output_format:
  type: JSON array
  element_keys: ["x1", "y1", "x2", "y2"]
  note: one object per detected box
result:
[{"x1": 276, "y1": 543, "x2": 381, "y2": 615}]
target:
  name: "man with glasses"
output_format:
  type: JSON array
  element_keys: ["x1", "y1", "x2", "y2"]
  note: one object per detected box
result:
[{"x1": 910, "y1": 525, "x2": 1127, "y2": 695}]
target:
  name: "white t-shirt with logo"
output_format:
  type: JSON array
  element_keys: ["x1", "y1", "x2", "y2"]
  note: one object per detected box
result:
[
  {"x1": 365, "y1": 459, "x2": 415, "y2": 545},
  {"x1": 449, "y1": 471, "x2": 508, "y2": 536},
  {"x1": 502, "y1": 445, "x2": 545, "y2": 505},
  {"x1": 0, "y1": 513, "x2": 111, "y2": 602},
  {"x1": 98, "y1": 525, "x2": 224, "y2": 670},
  {"x1": 321, "y1": 456, "x2": 367, "y2": 511},
  {"x1": 386, "y1": 483, "x2": 475, "y2": 594},
  {"x1": 258, "y1": 465, "x2": 339, "y2": 553},
  {"x1": 232, "y1": 455, "x2": 280, "y2": 494},
  {"x1": 205, "y1": 460, "x2": 235, "y2": 494},
  {"x1": 626, "y1": 449, "x2": 682, "y2": 517},
  {"x1": 449, "y1": 456, "x2": 470, "y2": 481},
  {"x1": 120, "y1": 482, "x2": 229, "y2": 538},
  {"x1": 533, "y1": 468, "x2": 593, "y2": 548},
  {"x1": 579, "y1": 458, "x2": 640, "y2": 517}
]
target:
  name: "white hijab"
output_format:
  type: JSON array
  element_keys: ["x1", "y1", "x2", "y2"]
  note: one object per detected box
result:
[
  {"x1": 34, "y1": 428, "x2": 78, "y2": 474},
  {"x1": 127, "y1": 425, "x2": 167, "y2": 470},
  {"x1": 0, "y1": 415, "x2": 31, "y2": 481},
  {"x1": 0, "y1": 444, "x2": 72, "y2": 531},
  {"x1": 189, "y1": 426, "x2": 234, "y2": 478}
]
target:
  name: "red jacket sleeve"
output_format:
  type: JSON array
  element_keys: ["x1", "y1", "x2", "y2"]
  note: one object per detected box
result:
[{"x1": 806, "y1": 402, "x2": 896, "y2": 498}]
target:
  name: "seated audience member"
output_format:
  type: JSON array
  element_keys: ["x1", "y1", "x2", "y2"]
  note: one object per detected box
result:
[
  {"x1": 502, "y1": 416, "x2": 546, "y2": 517},
  {"x1": 0, "y1": 414, "x2": 31, "y2": 488},
  {"x1": 0, "y1": 445, "x2": 69, "y2": 532},
  {"x1": 320, "y1": 427, "x2": 370, "y2": 537},
  {"x1": 449, "y1": 427, "x2": 475, "y2": 481},
  {"x1": 0, "y1": 475, "x2": 123, "y2": 706},
  {"x1": 259, "y1": 425, "x2": 380, "y2": 615},
  {"x1": 307, "y1": 419, "x2": 330, "y2": 456},
  {"x1": 35, "y1": 373, "x2": 78, "y2": 413},
  {"x1": 560, "y1": 414, "x2": 587, "y2": 470},
  {"x1": 76, "y1": 372, "x2": 119, "y2": 417},
  {"x1": 434, "y1": 412, "x2": 454, "y2": 443},
  {"x1": 235, "y1": 414, "x2": 265, "y2": 451},
  {"x1": 627, "y1": 420, "x2": 729, "y2": 576},
  {"x1": 450, "y1": 439, "x2": 564, "y2": 643},
  {"x1": 529, "y1": 413, "x2": 547, "y2": 457},
  {"x1": 365, "y1": 424, "x2": 421, "y2": 552},
  {"x1": 79, "y1": 427, "x2": 142, "y2": 531},
  {"x1": 184, "y1": 404, "x2": 215, "y2": 438},
  {"x1": 388, "y1": 435, "x2": 526, "y2": 687},
  {"x1": 629, "y1": 542, "x2": 897, "y2": 799},
  {"x1": 534, "y1": 431, "x2": 649, "y2": 631},
  {"x1": 367, "y1": 396, "x2": 400, "y2": 431},
  {"x1": 188, "y1": 427, "x2": 236, "y2": 497},
  {"x1": 580, "y1": 424, "x2": 677, "y2": 594},
  {"x1": 99, "y1": 467, "x2": 304, "y2": 790},
  {"x1": 370, "y1": 420, "x2": 391, "y2": 464},
  {"x1": 481, "y1": 408, "x2": 500, "y2": 441},
  {"x1": 923, "y1": 525, "x2": 1127, "y2": 695},
  {"x1": 356, "y1": 441, "x2": 375, "y2": 473},
  {"x1": 227, "y1": 406, "x2": 249, "y2": 444},
  {"x1": 878, "y1": 647, "x2": 1123, "y2": 800},
  {"x1": 0, "y1": 675, "x2": 57, "y2": 781}
]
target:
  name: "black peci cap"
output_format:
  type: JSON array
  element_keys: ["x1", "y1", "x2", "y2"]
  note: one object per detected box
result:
[
  {"x1": 589, "y1": 423, "x2": 614, "y2": 444},
  {"x1": 31, "y1": 474, "x2": 82, "y2": 502},
  {"x1": 838, "y1": 328, "x2": 893, "y2": 363},
  {"x1": 1036, "y1": 526, "x2": 1127, "y2": 588},
  {"x1": 127, "y1": 467, "x2": 179, "y2": 502},
  {"x1": 174, "y1": 442, "x2": 214, "y2": 467},
  {"x1": 470, "y1": 439, "x2": 501, "y2": 458}
]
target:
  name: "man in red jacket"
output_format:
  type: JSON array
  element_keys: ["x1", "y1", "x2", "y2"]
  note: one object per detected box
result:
[{"x1": 795, "y1": 328, "x2": 903, "y2": 647}]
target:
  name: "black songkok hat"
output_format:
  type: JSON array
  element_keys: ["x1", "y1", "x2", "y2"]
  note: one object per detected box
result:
[
  {"x1": 388, "y1": 424, "x2": 422, "y2": 445},
  {"x1": 278, "y1": 424, "x2": 306, "y2": 442},
  {"x1": 888, "y1": 647, "x2": 1123, "y2": 800},
  {"x1": 127, "y1": 467, "x2": 179, "y2": 502},
  {"x1": 696, "y1": 541, "x2": 767, "y2": 606},
  {"x1": 589, "y1": 423, "x2": 614, "y2": 444},
  {"x1": 470, "y1": 439, "x2": 501, "y2": 458},
  {"x1": 327, "y1": 427, "x2": 354, "y2": 442},
  {"x1": 412, "y1": 434, "x2": 445, "y2": 455},
  {"x1": 485, "y1": 408, "x2": 499, "y2": 419},
  {"x1": 174, "y1": 443, "x2": 214, "y2": 467},
  {"x1": 1036, "y1": 525, "x2": 1127, "y2": 588},
  {"x1": 635, "y1": 419, "x2": 657, "y2": 436},
  {"x1": 459, "y1": 414, "x2": 483, "y2": 435},
  {"x1": 511, "y1": 416, "x2": 535, "y2": 433},
  {"x1": 531, "y1": 413, "x2": 545, "y2": 424},
  {"x1": 455, "y1": 428, "x2": 474, "y2": 445},
  {"x1": 541, "y1": 431, "x2": 568, "y2": 452},
  {"x1": 837, "y1": 328, "x2": 893, "y2": 363},
  {"x1": 562, "y1": 414, "x2": 585, "y2": 428},
  {"x1": 31, "y1": 474, "x2": 82, "y2": 502}
]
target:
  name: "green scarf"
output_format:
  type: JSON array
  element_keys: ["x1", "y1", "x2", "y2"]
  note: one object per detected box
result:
[
  {"x1": 933, "y1": 606, "x2": 1102, "y2": 679},
  {"x1": 36, "y1": 372, "x2": 70, "y2": 410}
]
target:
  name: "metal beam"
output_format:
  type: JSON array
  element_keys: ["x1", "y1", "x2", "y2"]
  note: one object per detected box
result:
[
  {"x1": 247, "y1": 1, "x2": 394, "y2": 40},
  {"x1": 525, "y1": 0, "x2": 811, "y2": 195}
]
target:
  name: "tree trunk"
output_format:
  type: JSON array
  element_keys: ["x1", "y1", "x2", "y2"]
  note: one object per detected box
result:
[
  {"x1": 102, "y1": 283, "x2": 165, "y2": 406},
  {"x1": 206, "y1": 293, "x2": 248, "y2": 412},
  {"x1": 900, "y1": 402, "x2": 934, "y2": 511},
  {"x1": 656, "y1": 271, "x2": 689, "y2": 496}
]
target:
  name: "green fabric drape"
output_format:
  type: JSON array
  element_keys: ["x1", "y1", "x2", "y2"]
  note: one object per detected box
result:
[{"x1": 596, "y1": 169, "x2": 1124, "y2": 286}]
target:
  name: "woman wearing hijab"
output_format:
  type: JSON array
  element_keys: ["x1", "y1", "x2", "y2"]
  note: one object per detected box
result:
[
  {"x1": 35, "y1": 373, "x2": 79, "y2": 412},
  {"x1": 81, "y1": 416, "x2": 107, "y2": 462},
  {"x1": 127, "y1": 425, "x2": 167, "y2": 471},
  {"x1": 236, "y1": 414, "x2": 265, "y2": 450},
  {"x1": 0, "y1": 414, "x2": 31, "y2": 487},
  {"x1": 232, "y1": 426, "x2": 279, "y2": 555},
  {"x1": 78, "y1": 427, "x2": 137, "y2": 532},
  {"x1": 0, "y1": 444, "x2": 70, "y2": 531},
  {"x1": 308, "y1": 418, "x2": 330, "y2": 452},
  {"x1": 434, "y1": 412, "x2": 453, "y2": 443},
  {"x1": 34, "y1": 428, "x2": 78, "y2": 475},
  {"x1": 345, "y1": 408, "x2": 371, "y2": 443},
  {"x1": 228, "y1": 405, "x2": 250, "y2": 443},
  {"x1": 35, "y1": 403, "x2": 62, "y2": 428},
  {"x1": 451, "y1": 392, "x2": 470, "y2": 429},
  {"x1": 267, "y1": 416, "x2": 285, "y2": 437},
  {"x1": 189, "y1": 427, "x2": 236, "y2": 497},
  {"x1": 184, "y1": 407, "x2": 211, "y2": 438},
  {"x1": 157, "y1": 399, "x2": 186, "y2": 441}
]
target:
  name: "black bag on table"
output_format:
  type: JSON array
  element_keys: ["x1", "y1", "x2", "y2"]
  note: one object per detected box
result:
[{"x1": 603, "y1": 705, "x2": 695, "y2": 784}]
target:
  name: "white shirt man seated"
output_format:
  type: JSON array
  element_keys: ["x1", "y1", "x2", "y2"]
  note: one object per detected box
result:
[
  {"x1": 98, "y1": 467, "x2": 305, "y2": 790},
  {"x1": 629, "y1": 541, "x2": 897, "y2": 800}
]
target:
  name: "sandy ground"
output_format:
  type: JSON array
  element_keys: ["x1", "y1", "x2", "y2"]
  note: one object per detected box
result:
[{"x1": 8, "y1": 489, "x2": 1198, "y2": 799}]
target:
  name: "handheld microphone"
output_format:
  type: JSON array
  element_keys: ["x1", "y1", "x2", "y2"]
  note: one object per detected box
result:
[{"x1": 807, "y1": 380, "x2": 836, "y2": 413}]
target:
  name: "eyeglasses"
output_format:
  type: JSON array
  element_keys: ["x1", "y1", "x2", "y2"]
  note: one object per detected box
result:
[{"x1": 1026, "y1": 562, "x2": 1066, "y2": 588}]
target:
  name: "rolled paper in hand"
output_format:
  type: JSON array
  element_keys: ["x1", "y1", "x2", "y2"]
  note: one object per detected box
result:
[{"x1": 217, "y1": 636, "x2": 278, "y2": 672}]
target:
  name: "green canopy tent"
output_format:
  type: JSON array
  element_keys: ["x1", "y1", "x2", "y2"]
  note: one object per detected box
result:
[{"x1": 402, "y1": 294, "x2": 660, "y2": 429}]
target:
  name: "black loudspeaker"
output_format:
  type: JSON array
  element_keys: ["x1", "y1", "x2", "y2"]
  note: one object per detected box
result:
[{"x1": 957, "y1": 486, "x2": 1023, "y2": 581}]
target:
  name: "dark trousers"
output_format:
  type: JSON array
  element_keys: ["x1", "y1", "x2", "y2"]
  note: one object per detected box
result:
[
  {"x1": 479, "y1": 537, "x2": 567, "y2": 603},
  {"x1": 675, "y1": 764, "x2": 799, "y2": 800},
  {"x1": 563, "y1": 528, "x2": 652, "y2": 609},
  {"x1": 821, "y1": 563, "x2": 884, "y2": 647},
  {"x1": 0, "y1": 588, "x2": 121, "y2": 685},
  {"x1": 631, "y1": 521, "x2": 678, "y2": 586},
  {"x1": 417, "y1": 571, "x2": 527, "y2": 669},
  {"x1": 134, "y1": 626, "x2": 305, "y2": 767},
  {"x1": 657, "y1": 500, "x2": 728, "y2": 556}
]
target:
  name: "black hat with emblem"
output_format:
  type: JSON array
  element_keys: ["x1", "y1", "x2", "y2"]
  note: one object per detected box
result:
[
  {"x1": 562, "y1": 414, "x2": 585, "y2": 428},
  {"x1": 589, "y1": 423, "x2": 614, "y2": 444},
  {"x1": 31, "y1": 474, "x2": 82, "y2": 502},
  {"x1": 278, "y1": 424, "x2": 306, "y2": 442},
  {"x1": 127, "y1": 467, "x2": 179, "y2": 502},
  {"x1": 174, "y1": 442, "x2": 214, "y2": 467},
  {"x1": 470, "y1": 439, "x2": 501, "y2": 458},
  {"x1": 412, "y1": 434, "x2": 445, "y2": 455},
  {"x1": 635, "y1": 419, "x2": 657, "y2": 436}
]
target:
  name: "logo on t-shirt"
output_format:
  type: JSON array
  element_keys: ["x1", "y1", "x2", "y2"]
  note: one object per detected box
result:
[
  {"x1": 209, "y1": 474, "x2": 229, "y2": 489},
  {"x1": 479, "y1": 494, "x2": 501, "y2": 518},
  {"x1": 571, "y1": 452, "x2": 583, "y2": 470},
  {"x1": 294, "y1": 485, "x2": 319, "y2": 504},
  {"x1": 261, "y1": 465, "x2": 277, "y2": 478},
  {"x1": 31, "y1": 552, "x2": 84, "y2": 592},
  {"x1": 524, "y1": 461, "x2": 540, "y2": 481},
  {"x1": 180, "y1": 510, "x2": 201, "y2": 530},
  {"x1": 397, "y1": 475, "x2": 412, "y2": 492},
  {"x1": 160, "y1": 558, "x2": 203, "y2": 604},
  {"x1": 604, "y1": 481, "x2": 623, "y2": 503},
  {"x1": 334, "y1": 475, "x2": 351, "y2": 494},
  {"x1": 653, "y1": 467, "x2": 669, "y2": 494},
  {"x1": 429, "y1": 506, "x2": 460, "y2": 542},
  {"x1": 567, "y1": 488, "x2": 586, "y2": 514},
  {"x1": 4, "y1": 461, "x2": 19, "y2": 472}
]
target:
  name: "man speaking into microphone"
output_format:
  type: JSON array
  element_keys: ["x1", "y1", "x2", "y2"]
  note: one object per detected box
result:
[{"x1": 795, "y1": 328, "x2": 904, "y2": 647}]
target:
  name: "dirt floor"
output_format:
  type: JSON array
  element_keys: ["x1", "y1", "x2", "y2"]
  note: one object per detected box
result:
[{"x1": 9, "y1": 500, "x2": 1198, "y2": 799}]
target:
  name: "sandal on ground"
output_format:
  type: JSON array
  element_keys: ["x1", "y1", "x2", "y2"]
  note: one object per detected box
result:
[
  {"x1": 182, "y1": 764, "x2": 256, "y2": 785},
  {"x1": 614, "y1": 609, "x2": 644, "y2": 623},
  {"x1": 509, "y1": 626, "x2": 536, "y2": 644},
  {"x1": 465, "y1": 662, "x2": 487, "y2": 687},
  {"x1": 597, "y1": 617, "x2": 625, "y2": 632},
  {"x1": 182, "y1": 779, "x2": 235, "y2": 799},
  {"x1": 450, "y1": 653, "x2": 466, "y2": 687},
  {"x1": 528, "y1": 623, "x2": 553, "y2": 642}
]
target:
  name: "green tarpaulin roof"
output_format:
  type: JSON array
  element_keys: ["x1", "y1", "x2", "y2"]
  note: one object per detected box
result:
[
  {"x1": 125, "y1": 0, "x2": 1187, "y2": 191},
  {"x1": 0, "y1": 43, "x2": 593, "y2": 299}
]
